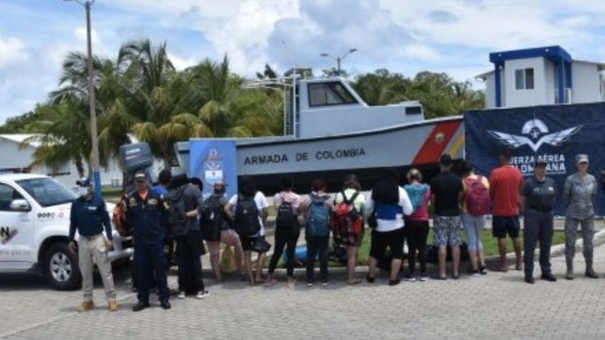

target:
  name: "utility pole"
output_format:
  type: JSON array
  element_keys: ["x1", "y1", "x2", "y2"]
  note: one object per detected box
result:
[
  {"x1": 320, "y1": 48, "x2": 358, "y2": 76},
  {"x1": 65, "y1": 0, "x2": 102, "y2": 196}
]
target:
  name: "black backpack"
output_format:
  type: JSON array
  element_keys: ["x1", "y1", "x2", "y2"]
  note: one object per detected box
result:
[
  {"x1": 167, "y1": 186, "x2": 188, "y2": 237},
  {"x1": 200, "y1": 195, "x2": 224, "y2": 241},
  {"x1": 234, "y1": 194, "x2": 261, "y2": 237},
  {"x1": 275, "y1": 196, "x2": 298, "y2": 230}
]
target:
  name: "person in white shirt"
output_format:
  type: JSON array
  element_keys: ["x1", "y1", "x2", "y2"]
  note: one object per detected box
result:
[
  {"x1": 365, "y1": 170, "x2": 413, "y2": 286},
  {"x1": 224, "y1": 176, "x2": 269, "y2": 285}
]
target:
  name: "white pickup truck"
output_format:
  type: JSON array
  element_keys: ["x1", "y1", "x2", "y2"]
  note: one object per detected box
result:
[{"x1": 0, "y1": 173, "x2": 133, "y2": 290}]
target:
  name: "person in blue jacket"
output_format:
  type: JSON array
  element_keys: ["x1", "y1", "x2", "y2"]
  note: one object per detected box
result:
[
  {"x1": 69, "y1": 177, "x2": 117, "y2": 312},
  {"x1": 125, "y1": 170, "x2": 171, "y2": 311}
]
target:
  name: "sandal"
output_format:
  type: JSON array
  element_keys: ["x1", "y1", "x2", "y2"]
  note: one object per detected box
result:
[{"x1": 348, "y1": 279, "x2": 362, "y2": 285}]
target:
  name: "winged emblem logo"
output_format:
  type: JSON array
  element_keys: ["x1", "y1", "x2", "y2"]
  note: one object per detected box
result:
[{"x1": 488, "y1": 119, "x2": 582, "y2": 152}]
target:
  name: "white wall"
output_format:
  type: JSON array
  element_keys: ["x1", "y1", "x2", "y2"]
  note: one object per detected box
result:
[
  {"x1": 572, "y1": 61, "x2": 601, "y2": 103},
  {"x1": 484, "y1": 73, "x2": 496, "y2": 108},
  {"x1": 503, "y1": 57, "x2": 547, "y2": 108},
  {"x1": 0, "y1": 138, "x2": 123, "y2": 188},
  {"x1": 544, "y1": 60, "x2": 557, "y2": 104}
]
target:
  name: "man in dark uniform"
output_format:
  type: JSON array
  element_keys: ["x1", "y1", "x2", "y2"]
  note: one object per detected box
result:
[
  {"x1": 125, "y1": 170, "x2": 171, "y2": 311},
  {"x1": 520, "y1": 158, "x2": 557, "y2": 284},
  {"x1": 69, "y1": 177, "x2": 117, "y2": 312}
]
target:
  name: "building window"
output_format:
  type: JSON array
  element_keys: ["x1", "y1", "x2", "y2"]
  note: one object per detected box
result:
[{"x1": 515, "y1": 68, "x2": 534, "y2": 90}]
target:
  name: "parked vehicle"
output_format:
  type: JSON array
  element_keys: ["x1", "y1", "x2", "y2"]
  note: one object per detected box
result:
[{"x1": 0, "y1": 174, "x2": 133, "y2": 290}]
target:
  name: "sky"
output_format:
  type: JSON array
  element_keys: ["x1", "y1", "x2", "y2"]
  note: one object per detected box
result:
[{"x1": 0, "y1": 0, "x2": 604, "y2": 124}]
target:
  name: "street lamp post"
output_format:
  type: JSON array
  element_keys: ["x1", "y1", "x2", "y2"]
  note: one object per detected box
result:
[
  {"x1": 320, "y1": 48, "x2": 358, "y2": 76},
  {"x1": 64, "y1": 0, "x2": 102, "y2": 197}
]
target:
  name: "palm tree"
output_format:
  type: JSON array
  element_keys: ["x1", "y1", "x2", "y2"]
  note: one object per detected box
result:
[
  {"x1": 21, "y1": 102, "x2": 90, "y2": 177},
  {"x1": 192, "y1": 56, "x2": 285, "y2": 137}
]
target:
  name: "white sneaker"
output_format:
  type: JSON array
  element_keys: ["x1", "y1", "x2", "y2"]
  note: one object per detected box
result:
[
  {"x1": 178, "y1": 291, "x2": 186, "y2": 299},
  {"x1": 196, "y1": 290, "x2": 210, "y2": 299}
]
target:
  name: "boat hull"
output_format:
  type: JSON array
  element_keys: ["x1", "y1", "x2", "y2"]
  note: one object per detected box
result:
[{"x1": 177, "y1": 116, "x2": 464, "y2": 194}]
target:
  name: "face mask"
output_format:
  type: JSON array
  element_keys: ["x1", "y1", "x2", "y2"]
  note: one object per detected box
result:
[{"x1": 78, "y1": 187, "x2": 90, "y2": 196}]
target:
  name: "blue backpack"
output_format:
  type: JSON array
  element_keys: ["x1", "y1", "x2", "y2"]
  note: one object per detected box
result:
[
  {"x1": 404, "y1": 184, "x2": 429, "y2": 214},
  {"x1": 306, "y1": 194, "x2": 331, "y2": 237}
]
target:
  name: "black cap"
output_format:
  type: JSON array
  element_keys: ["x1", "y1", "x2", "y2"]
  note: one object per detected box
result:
[
  {"x1": 133, "y1": 170, "x2": 147, "y2": 182},
  {"x1": 439, "y1": 153, "x2": 453, "y2": 166}
]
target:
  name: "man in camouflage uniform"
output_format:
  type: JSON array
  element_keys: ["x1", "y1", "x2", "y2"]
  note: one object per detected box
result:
[{"x1": 563, "y1": 154, "x2": 598, "y2": 280}]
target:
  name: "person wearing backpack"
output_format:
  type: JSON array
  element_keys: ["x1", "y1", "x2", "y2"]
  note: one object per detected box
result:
[
  {"x1": 202, "y1": 181, "x2": 244, "y2": 282},
  {"x1": 366, "y1": 170, "x2": 413, "y2": 286},
  {"x1": 173, "y1": 178, "x2": 209, "y2": 300},
  {"x1": 403, "y1": 168, "x2": 431, "y2": 282},
  {"x1": 267, "y1": 177, "x2": 303, "y2": 287},
  {"x1": 333, "y1": 174, "x2": 366, "y2": 285},
  {"x1": 300, "y1": 178, "x2": 333, "y2": 287},
  {"x1": 460, "y1": 161, "x2": 490, "y2": 277},
  {"x1": 224, "y1": 176, "x2": 269, "y2": 285}
]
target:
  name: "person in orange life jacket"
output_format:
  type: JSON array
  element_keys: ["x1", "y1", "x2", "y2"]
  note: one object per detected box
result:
[
  {"x1": 402, "y1": 168, "x2": 431, "y2": 282},
  {"x1": 334, "y1": 174, "x2": 366, "y2": 285},
  {"x1": 366, "y1": 169, "x2": 413, "y2": 286},
  {"x1": 460, "y1": 161, "x2": 490, "y2": 276},
  {"x1": 125, "y1": 171, "x2": 171, "y2": 312},
  {"x1": 267, "y1": 176, "x2": 303, "y2": 287},
  {"x1": 519, "y1": 158, "x2": 557, "y2": 284},
  {"x1": 69, "y1": 177, "x2": 117, "y2": 312},
  {"x1": 175, "y1": 178, "x2": 208, "y2": 300}
]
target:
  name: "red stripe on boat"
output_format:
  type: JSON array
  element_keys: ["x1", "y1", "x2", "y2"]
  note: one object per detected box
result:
[{"x1": 411, "y1": 121, "x2": 462, "y2": 165}]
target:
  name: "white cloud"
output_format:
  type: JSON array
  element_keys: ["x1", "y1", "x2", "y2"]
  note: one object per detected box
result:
[
  {"x1": 0, "y1": 33, "x2": 29, "y2": 70},
  {"x1": 1, "y1": 0, "x2": 605, "y2": 124}
]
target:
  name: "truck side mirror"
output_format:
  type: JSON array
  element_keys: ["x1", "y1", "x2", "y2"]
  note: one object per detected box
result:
[{"x1": 10, "y1": 199, "x2": 31, "y2": 212}]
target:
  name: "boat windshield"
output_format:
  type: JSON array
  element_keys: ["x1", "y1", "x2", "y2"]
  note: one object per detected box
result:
[
  {"x1": 308, "y1": 82, "x2": 358, "y2": 107},
  {"x1": 16, "y1": 177, "x2": 78, "y2": 207}
]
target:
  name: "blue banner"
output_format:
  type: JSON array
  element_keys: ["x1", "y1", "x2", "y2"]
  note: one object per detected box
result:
[
  {"x1": 189, "y1": 139, "x2": 238, "y2": 199},
  {"x1": 464, "y1": 102, "x2": 605, "y2": 216}
]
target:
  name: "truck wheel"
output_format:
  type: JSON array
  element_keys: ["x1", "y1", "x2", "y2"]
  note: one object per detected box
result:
[{"x1": 44, "y1": 243, "x2": 81, "y2": 290}]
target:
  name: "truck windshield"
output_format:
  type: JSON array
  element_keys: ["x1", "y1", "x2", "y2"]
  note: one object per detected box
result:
[{"x1": 16, "y1": 178, "x2": 78, "y2": 207}]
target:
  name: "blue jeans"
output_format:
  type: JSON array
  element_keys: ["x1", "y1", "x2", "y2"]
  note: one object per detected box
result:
[{"x1": 461, "y1": 213, "x2": 485, "y2": 252}]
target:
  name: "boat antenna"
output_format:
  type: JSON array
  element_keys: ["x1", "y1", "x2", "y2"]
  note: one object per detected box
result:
[{"x1": 282, "y1": 40, "x2": 298, "y2": 137}]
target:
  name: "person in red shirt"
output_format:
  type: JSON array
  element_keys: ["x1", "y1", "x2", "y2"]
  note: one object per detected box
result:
[{"x1": 489, "y1": 150, "x2": 524, "y2": 272}]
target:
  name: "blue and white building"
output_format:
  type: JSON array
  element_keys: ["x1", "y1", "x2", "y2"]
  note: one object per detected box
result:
[{"x1": 476, "y1": 46, "x2": 605, "y2": 108}]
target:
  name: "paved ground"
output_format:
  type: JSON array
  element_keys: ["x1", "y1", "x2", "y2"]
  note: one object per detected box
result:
[{"x1": 2, "y1": 232, "x2": 605, "y2": 340}]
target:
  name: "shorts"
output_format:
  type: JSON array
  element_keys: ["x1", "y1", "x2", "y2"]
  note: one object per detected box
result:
[
  {"x1": 240, "y1": 235, "x2": 256, "y2": 252},
  {"x1": 369, "y1": 227, "x2": 405, "y2": 260},
  {"x1": 492, "y1": 216, "x2": 520, "y2": 239},
  {"x1": 350, "y1": 229, "x2": 365, "y2": 248},
  {"x1": 433, "y1": 216, "x2": 462, "y2": 247}
]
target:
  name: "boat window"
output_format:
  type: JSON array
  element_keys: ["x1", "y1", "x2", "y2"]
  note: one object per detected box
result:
[
  {"x1": 308, "y1": 82, "x2": 357, "y2": 107},
  {"x1": 406, "y1": 106, "x2": 423, "y2": 115}
]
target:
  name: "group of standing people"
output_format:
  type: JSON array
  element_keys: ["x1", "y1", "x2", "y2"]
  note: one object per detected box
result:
[{"x1": 67, "y1": 150, "x2": 605, "y2": 313}]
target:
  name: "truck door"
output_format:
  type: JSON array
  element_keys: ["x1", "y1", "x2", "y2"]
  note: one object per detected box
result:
[{"x1": 0, "y1": 183, "x2": 35, "y2": 265}]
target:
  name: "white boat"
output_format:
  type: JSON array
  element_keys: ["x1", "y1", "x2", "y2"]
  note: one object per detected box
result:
[{"x1": 176, "y1": 76, "x2": 463, "y2": 193}]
